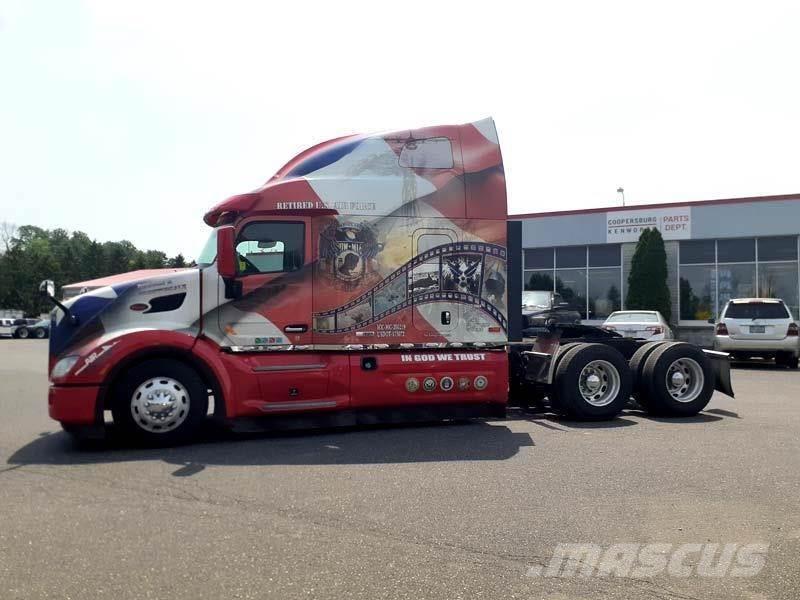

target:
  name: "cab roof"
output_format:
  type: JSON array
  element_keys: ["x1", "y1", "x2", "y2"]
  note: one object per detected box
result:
[{"x1": 203, "y1": 118, "x2": 506, "y2": 226}]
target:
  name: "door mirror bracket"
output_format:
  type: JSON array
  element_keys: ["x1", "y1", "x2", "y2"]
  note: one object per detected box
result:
[{"x1": 224, "y1": 278, "x2": 242, "y2": 300}]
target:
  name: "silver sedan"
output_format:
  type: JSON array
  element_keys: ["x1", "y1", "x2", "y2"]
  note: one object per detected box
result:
[{"x1": 602, "y1": 310, "x2": 674, "y2": 341}]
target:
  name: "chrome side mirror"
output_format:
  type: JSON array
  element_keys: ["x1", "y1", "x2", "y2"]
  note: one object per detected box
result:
[{"x1": 39, "y1": 279, "x2": 55, "y2": 299}]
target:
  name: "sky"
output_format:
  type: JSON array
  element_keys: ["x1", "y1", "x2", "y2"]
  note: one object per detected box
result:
[{"x1": 1, "y1": 0, "x2": 800, "y2": 259}]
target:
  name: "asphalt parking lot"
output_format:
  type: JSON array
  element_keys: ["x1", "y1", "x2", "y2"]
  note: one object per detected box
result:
[{"x1": 1, "y1": 340, "x2": 799, "y2": 599}]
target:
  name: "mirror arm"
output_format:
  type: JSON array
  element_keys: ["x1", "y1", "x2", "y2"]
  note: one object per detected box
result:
[{"x1": 46, "y1": 296, "x2": 79, "y2": 325}]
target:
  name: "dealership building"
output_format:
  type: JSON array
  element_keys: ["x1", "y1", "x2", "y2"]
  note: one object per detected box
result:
[{"x1": 510, "y1": 193, "x2": 800, "y2": 344}]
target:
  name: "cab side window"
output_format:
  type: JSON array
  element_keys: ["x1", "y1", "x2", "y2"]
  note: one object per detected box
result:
[
  {"x1": 399, "y1": 137, "x2": 454, "y2": 169},
  {"x1": 235, "y1": 222, "x2": 304, "y2": 275}
]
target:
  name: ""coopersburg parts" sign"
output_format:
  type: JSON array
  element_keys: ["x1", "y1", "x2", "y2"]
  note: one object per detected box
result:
[{"x1": 606, "y1": 206, "x2": 691, "y2": 243}]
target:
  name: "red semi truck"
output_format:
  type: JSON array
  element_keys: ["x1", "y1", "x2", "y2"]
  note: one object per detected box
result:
[{"x1": 40, "y1": 118, "x2": 733, "y2": 444}]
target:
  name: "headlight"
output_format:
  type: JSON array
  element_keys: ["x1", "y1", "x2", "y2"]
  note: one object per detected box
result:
[{"x1": 51, "y1": 355, "x2": 80, "y2": 379}]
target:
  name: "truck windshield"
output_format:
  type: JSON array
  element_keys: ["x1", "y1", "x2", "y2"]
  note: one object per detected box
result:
[{"x1": 196, "y1": 229, "x2": 218, "y2": 267}]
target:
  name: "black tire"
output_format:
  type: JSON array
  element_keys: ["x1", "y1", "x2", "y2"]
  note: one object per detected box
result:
[
  {"x1": 785, "y1": 354, "x2": 799, "y2": 370},
  {"x1": 640, "y1": 342, "x2": 715, "y2": 416},
  {"x1": 111, "y1": 359, "x2": 208, "y2": 445},
  {"x1": 629, "y1": 341, "x2": 672, "y2": 407},
  {"x1": 15, "y1": 327, "x2": 29, "y2": 339},
  {"x1": 551, "y1": 343, "x2": 632, "y2": 420},
  {"x1": 553, "y1": 342, "x2": 585, "y2": 370},
  {"x1": 547, "y1": 342, "x2": 585, "y2": 413},
  {"x1": 34, "y1": 328, "x2": 46, "y2": 339}
]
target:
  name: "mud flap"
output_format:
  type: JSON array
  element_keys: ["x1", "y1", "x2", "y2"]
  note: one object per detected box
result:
[
  {"x1": 703, "y1": 349, "x2": 735, "y2": 398},
  {"x1": 520, "y1": 330, "x2": 563, "y2": 385}
]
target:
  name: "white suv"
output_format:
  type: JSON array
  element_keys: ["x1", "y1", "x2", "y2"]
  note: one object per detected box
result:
[{"x1": 713, "y1": 298, "x2": 799, "y2": 368}]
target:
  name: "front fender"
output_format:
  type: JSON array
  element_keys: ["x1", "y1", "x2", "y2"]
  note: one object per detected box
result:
[{"x1": 52, "y1": 330, "x2": 197, "y2": 386}]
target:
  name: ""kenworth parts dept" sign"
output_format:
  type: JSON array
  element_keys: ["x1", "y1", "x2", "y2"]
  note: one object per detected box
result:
[{"x1": 606, "y1": 206, "x2": 691, "y2": 243}]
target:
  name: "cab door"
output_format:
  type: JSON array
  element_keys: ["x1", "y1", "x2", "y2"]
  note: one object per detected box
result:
[
  {"x1": 215, "y1": 217, "x2": 350, "y2": 414},
  {"x1": 217, "y1": 218, "x2": 312, "y2": 348},
  {"x1": 411, "y1": 229, "x2": 459, "y2": 334}
]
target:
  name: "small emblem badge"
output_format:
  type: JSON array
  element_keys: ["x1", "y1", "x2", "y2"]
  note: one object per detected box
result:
[
  {"x1": 458, "y1": 377, "x2": 471, "y2": 391},
  {"x1": 440, "y1": 376, "x2": 454, "y2": 392},
  {"x1": 405, "y1": 378, "x2": 420, "y2": 392},
  {"x1": 474, "y1": 375, "x2": 488, "y2": 390},
  {"x1": 422, "y1": 377, "x2": 437, "y2": 392}
]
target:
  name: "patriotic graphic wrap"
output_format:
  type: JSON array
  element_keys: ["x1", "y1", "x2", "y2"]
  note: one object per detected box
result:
[
  {"x1": 202, "y1": 117, "x2": 508, "y2": 348},
  {"x1": 313, "y1": 242, "x2": 507, "y2": 334},
  {"x1": 51, "y1": 118, "x2": 508, "y2": 376}
]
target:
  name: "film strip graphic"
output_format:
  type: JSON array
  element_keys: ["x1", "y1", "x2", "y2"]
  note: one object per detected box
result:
[{"x1": 314, "y1": 242, "x2": 507, "y2": 334}]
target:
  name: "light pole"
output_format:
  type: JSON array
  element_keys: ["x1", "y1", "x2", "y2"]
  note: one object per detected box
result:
[{"x1": 617, "y1": 187, "x2": 625, "y2": 206}]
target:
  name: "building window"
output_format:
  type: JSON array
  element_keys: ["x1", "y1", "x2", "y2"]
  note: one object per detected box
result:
[
  {"x1": 555, "y1": 246, "x2": 586, "y2": 268},
  {"x1": 717, "y1": 263, "x2": 756, "y2": 308},
  {"x1": 679, "y1": 236, "x2": 800, "y2": 321},
  {"x1": 556, "y1": 269, "x2": 587, "y2": 319},
  {"x1": 589, "y1": 244, "x2": 621, "y2": 267},
  {"x1": 759, "y1": 263, "x2": 799, "y2": 318},
  {"x1": 589, "y1": 267, "x2": 622, "y2": 319},
  {"x1": 680, "y1": 240, "x2": 716, "y2": 264},
  {"x1": 758, "y1": 236, "x2": 798, "y2": 262},
  {"x1": 679, "y1": 265, "x2": 717, "y2": 321},
  {"x1": 717, "y1": 238, "x2": 755, "y2": 263},
  {"x1": 524, "y1": 248, "x2": 554, "y2": 270},
  {"x1": 524, "y1": 244, "x2": 622, "y2": 321},
  {"x1": 524, "y1": 270, "x2": 555, "y2": 291}
]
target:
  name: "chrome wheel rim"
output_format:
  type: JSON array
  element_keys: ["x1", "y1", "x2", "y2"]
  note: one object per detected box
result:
[
  {"x1": 17, "y1": 328, "x2": 28, "y2": 339},
  {"x1": 666, "y1": 358, "x2": 704, "y2": 403},
  {"x1": 578, "y1": 360, "x2": 621, "y2": 407},
  {"x1": 35, "y1": 329, "x2": 45, "y2": 339},
  {"x1": 130, "y1": 377, "x2": 190, "y2": 433}
]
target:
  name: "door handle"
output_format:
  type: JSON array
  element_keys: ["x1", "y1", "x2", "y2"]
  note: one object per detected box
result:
[{"x1": 284, "y1": 324, "x2": 308, "y2": 333}]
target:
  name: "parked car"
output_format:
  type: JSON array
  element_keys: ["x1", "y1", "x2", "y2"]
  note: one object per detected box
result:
[
  {"x1": 602, "y1": 310, "x2": 674, "y2": 341},
  {"x1": 521, "y1": 290, "x2": 582, "y2": 328},
  {"x1": 0, "y1": 318, "x2": 17, "y2": 337},
  {"x1": 13, "y1": 319, "x2": 50, "y2": 339},
  {"x1": 6, "y1": 318, "x2": 37, "y2": 337},
  {"x1": 713, "y1": 298, "x2": 799, "y2": 368}
]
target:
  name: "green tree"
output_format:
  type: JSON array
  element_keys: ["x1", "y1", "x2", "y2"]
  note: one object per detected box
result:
[
  {"x1": 626, "y1": 228, "x2": 672, "y2": 322},
  {"x1": 142, "y1": 250, "x2": 167, "y2": 269},
  {"x1": 0, "y1": 223, "x2": 188, "y2": 315},
  {"x1": 168, "y1": 253, "x2": 187, "y2": 268}
]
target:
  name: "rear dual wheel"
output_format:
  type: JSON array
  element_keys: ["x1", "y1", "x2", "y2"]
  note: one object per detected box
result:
[
  {"x1": 550, "y1": 343, "x2": 632, "y2": 420},
  {"x1": 635, "y1": 342, "x2": 715, "y2": 416},
  {"x1": 628, "y1": 341, "x2": 670, "y2": 403}
]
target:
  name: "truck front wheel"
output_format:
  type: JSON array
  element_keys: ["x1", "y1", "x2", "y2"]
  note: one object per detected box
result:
[
  {"x1": 112, "y1": 359, "x2": 208, "y2": 445},
  {"x1": 551, "y1": 343, "x2": 632, "y2": 420}
]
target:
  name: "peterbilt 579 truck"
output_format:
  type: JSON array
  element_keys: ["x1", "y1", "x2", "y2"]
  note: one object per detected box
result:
[{"x1": 41, "y1": 118, "x2": 734, "y2": 444}]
